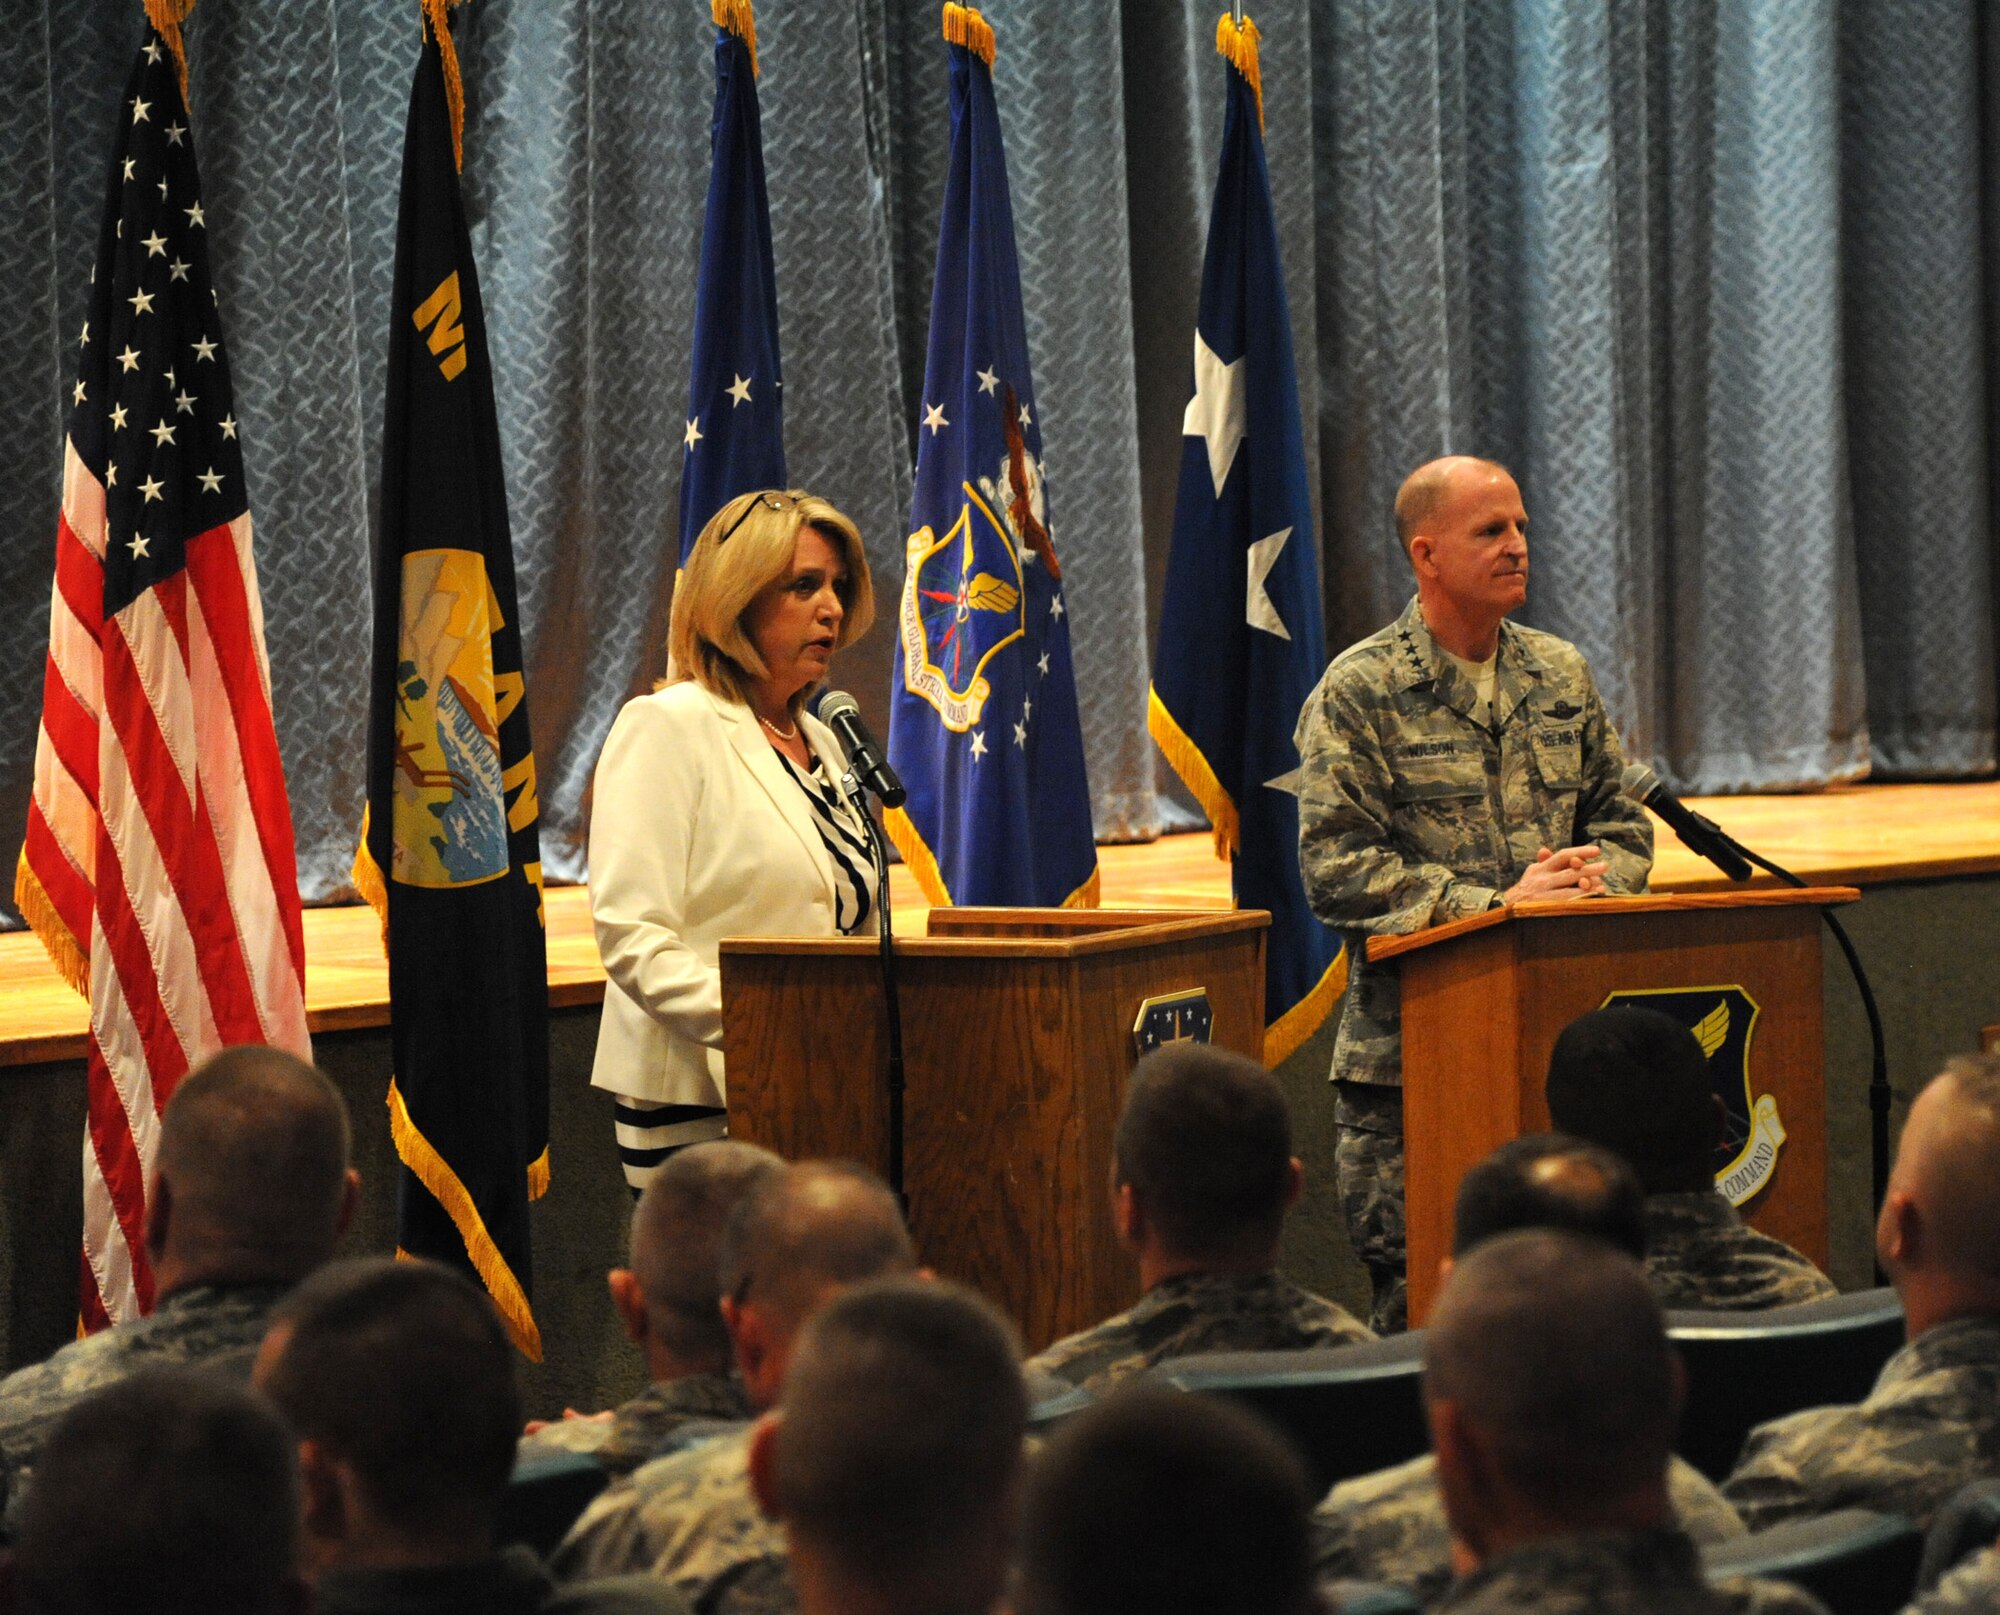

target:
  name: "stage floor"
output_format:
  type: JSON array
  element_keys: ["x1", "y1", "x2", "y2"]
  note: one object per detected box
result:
[{"x1": 3, "y1": 780, "x2": 1996, "y2": 1067}]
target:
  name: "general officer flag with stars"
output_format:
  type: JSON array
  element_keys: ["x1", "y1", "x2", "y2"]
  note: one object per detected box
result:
[
  {"x1": 1148, "y1": 15, "x2": 1342, "y2": 1065},
  {"x1": 354, "y1": 1, "x2": 549, "y2": 1360},
  {"x1": 677, "y1": 0, "x2": 785, "y2": 562},
  {"x1": 884, "y1": 3, "x2": 1098, "y2": 910}
]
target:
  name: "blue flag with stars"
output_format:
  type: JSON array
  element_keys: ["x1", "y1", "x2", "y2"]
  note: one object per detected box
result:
[
  {"x1": 884, "y1": 5, "x2": 1098, "y2": 910},
  {"x1": 1148, "y1": 16, "x2": 1343, "y2": 1065},
  {"x1": 677, "y1": 1, "x2": 784, "y2": 562}
]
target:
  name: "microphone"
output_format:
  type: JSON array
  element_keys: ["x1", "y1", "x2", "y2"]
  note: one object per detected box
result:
[
  {"x1": 1620, "y1": 764, "x2": 1751, "y2": 883},
  {"x1": 816, "y1": 691, "x2": 907, "y2": 809}
]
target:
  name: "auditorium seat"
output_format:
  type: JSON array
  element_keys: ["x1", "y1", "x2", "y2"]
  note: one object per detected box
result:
[
  {"x1": 499, "y1": 1450, "x2": 611, "y2": 1558},
  {"x1": 1702, "y1": 1509, "x2": 1922, "y2": 1615},
  {"x1": 1142, "y1": 1333, "x2": 1428, "y2": 1496},
  {"x1": 1915, "y1": 1477, "x2": 2000, "y2": 1594},
  {"x1": 1669, "y1": 1287, "x2": 1904, "y2": 1480}
]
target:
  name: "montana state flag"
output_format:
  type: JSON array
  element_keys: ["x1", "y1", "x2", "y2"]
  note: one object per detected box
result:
[
  {"x1": 355, "y1": 8, "x2": 548, "y2": 1359},
  {"x1": 1149, "y1": 16, "x2": 1342, "y2": 1065},
  {"x1": 677, "y1": 0, "x2": 785, "y2": 561},
  {"x1": 884, "y1": 5, "x2": 1097, "y2": 910}
]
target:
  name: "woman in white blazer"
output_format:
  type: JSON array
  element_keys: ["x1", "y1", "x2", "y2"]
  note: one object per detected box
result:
[{"x1": 589, "y1": 489, "x2": 880, "y2": 1187}]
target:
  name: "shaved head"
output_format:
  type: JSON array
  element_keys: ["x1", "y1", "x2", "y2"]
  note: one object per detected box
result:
[
  {"x1": 1883, "y1": 1057, "x2": 2000, "y2": 1286},
  {"x1": 633, "y1": 1140, "x2": 784, "y2": 1364},
  {"x1": 155, "y1": 1046, "x2": 351, "y2": 1282},
  {"x1": 720, "y1": 1161, "x2": 918, "y2": 1333},
  {"x1": 1426, "y1": 1230, "x2": 1675, "y2": 1515},
  {"x1": 1394, "y1": 455, "x2": 1516, "y2": 557}
]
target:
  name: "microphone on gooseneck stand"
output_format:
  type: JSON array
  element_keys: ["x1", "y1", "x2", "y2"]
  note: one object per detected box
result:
[
  {"x1": 816, "y1": 690, "x2": 906, "y2": 808},
  {"x1": 1620, "y1": 763, "x2": 1752, "y2": 883}
]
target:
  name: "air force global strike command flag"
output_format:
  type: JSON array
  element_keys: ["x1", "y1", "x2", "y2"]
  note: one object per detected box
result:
[
  {"x1": 678, "y1": 0, "x2": 785, "y2": 562},
  {"x1": 884, "y1": 4, "x2": 1098, "y2": 910},
  {"x1": 354, "y1": 4, "x2": 549, "y2": 1360},
  {"x1": 1148, "y1": 16, "x2": 1343, "y2": 1065}
]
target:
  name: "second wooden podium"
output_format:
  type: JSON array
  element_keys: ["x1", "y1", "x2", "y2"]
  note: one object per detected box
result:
[
  {"x1": 719, "y1": 908, "x2": 1267, "y2": 1350},
  {"x1": 1370, "y1": 887, "x2": 1858, "y2": 1323}
]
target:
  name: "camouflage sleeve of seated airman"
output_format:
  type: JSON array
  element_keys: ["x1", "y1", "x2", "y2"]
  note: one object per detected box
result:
[
  {"x1": 1572, "y1": 667, "x2": 1652, "y2": 894},
  {"x1": 1294, "y1": 669, "x2": 1504, "y2": 934},
  {"x1": 1903, "y1": 1543, "x2": 2000, "y2": 1615}
]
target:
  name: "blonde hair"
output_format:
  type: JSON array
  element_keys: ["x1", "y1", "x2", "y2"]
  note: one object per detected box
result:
[{"x1": 667, "y1": 489, "x2": 876, "y2": 708}]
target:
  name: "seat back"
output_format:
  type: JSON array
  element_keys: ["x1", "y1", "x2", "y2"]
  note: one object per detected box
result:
[
  {"x1": 1669, "y1": 1287, "x2": 1904, "y2": 1479},
  {"x1": 499, "y1": 1450, "x2": 612, "y2": 1558},
  {"x1": 1916, "y1": 1478, "x2": 2000, "y2": 1593},
  {"x1": 1703, "y1": 1509, "x2": 1922, "y2": 1615},
  {"x1": 1144, "y1": 1333, "x2": 1429, "y2": 1496}
]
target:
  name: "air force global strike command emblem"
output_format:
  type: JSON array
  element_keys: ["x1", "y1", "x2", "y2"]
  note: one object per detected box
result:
[{"x1": 1600, "y1": 985, "x2": 1786, "y2": 1207}]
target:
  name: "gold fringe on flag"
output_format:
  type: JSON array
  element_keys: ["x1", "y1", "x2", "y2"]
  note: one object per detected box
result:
[
  {"x1": 143, "y1": 0, "x2": 196, "y2": 102},
  {"x1": 883, "y1": 806, "x2": 952, "y2": 907},
  {"x1": 14, "y1": 851, "x2": 89, "y2": 1000},
  {"x1": 942, "y1": 3, "x2": 996, "y2": 68},
  {"x1": 713, "y1": 0, "x2": 760, "y2": 77},
  {"x1": 1147, "y1": 684, "x2": 1240, "y2": 859},
  {"x1": 388, "y1": 1079, "x2": 544, "y2": 1360},
  {"x1": 1215, "y1": 12, "x2": 1264, "y2": 131},
  {"x1": 1264, "y1": 948, "x2": 1346, "y2": 1068},
  {"x1": 420, "y1": 0, "x2": 473, "y2": 173},
  {"x1": 351, "y1": 807, "x2": 391, "y2": 953}
]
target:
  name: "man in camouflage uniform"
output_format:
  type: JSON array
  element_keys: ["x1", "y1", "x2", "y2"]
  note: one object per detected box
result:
[
  {"x1": 1314, "y1": 1135, "x2": 1746, "y2": 1603},
  {"x1": 1424, "y1": 1232, "x2": 1826, "y2": 1615},
  {"x1": 1723, "y1": 1055, "x2": 2000, "y2": 1532},
  {"x1": 552, "y1": 1162, "x2": 919, "y2": 1613},
  {"x1": 1546, "y1": 1006, "x2": 1836, "y2": 1311},
  {"x1": 1906, "y1": 1543, "x2": 2000, "y2": 1613},
  {"x1": 749, "y1": 1281, "x2": 1026, "y2": 1615},
  {"x1": 1025, "y1": 1044, "x2": 1371, "y2": 1395},
  {"x1": 1297, "y1": 456, "x2": 1652, "y2": 1331},
  {"x1": 256, "y1": 1259, "x2": 681, "y2": 1615},
  {"x1": 521, "y1": 1141, "x2": 780, "y2": 1475},
  {"x1": 0, "y1": 1046, "x2": 357, "y2": 1531}
]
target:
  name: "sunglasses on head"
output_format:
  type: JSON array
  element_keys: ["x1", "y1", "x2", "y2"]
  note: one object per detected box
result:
[{"x1": 715, "y1": 491, "x2": 797, "y2": 547}]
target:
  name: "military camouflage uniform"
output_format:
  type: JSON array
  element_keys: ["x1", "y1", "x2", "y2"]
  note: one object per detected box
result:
[
  {"x1": 519, "y1": 1373, "x2": 752, "y2": 1477},
  {"x1": 1431, "y1": 1529, "x2": 1828, "y2": 1615},
  {"x1": 315, "y1": 1544, "x2": 690, "y2": 1615},
  {"x1": 0, "y1": 1281, "x2": 285, "y2": 1531},
  {"x1": 1905, "y1": 1542, "x2": 2000, "y2": 1614},
  {"x1": 551, "y1": 1426, "x2": 792, "y2": 1615},
  {"x1": 1297, "y1": 595, "x2": 1653, "y2": 1330},
  {"x1": 1023, "y1": 1270, "x2": 1374, "y2": 1395},
  {"x1": 1643, "y1": 1192, "x2": 1838, "y2": 1312},
  {"x1": 1722, "y1": 1314, "x2": 2000, "y2": 1531},
  {"x1": 1313, "y1": 1452, "x2": 1747, "y2": 1603}
]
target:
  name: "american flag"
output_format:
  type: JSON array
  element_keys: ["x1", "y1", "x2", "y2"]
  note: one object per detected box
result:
[{"x1": 17, "y1": 30, "x2": 310, "y2": 1331}]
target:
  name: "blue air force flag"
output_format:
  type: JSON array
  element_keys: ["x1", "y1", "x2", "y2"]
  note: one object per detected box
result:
[
  {"x1": 1148, "y1": 16, "x2": 1343, "y2": 1065},
  {"x1": 884, "y1": 5, "x2": 1098, "y2": 910},
  {"x1": 677, "y1": 0, "x2": 784, "y2": 562}
]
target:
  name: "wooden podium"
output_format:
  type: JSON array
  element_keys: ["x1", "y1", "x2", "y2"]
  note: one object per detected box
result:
[
  {"x1": 1371, "y1": 888, "x2": 1859, "y2": 1324},
  {"x1": 720, "y1": 908, "x2": 1267, "y2": 1350}
]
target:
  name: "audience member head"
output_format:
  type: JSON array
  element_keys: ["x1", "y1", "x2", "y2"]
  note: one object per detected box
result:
[
  {"x1": 748, "y1": 1279, "x2": 1026, "y2": 1615},
  {"x1": 611, "y1": 1140, "x2": 784, "y2": 1381},
  {"x1": 1424, "y1": 1230, "x2": 1679, "y2": 1566},
  {"x1": 145, "y1": 1045, "x2": 357, "y2": 1295},
  {"x1": 1544, "y1": 1006, "x2": 1718, "y2": 1194},
  {"x1": 253, "y1": 1257, "x2": 519, "y2": 1574},
  {"x1": 1111, "y1": 1043, "x2": 1302, "y2": 1283},
  {"x1": 9, "y1": 1369, "x2": 305, "y2": 1615},
  {"x1": 1017, "y1": 1387, "x2": 1317, "y2": 1615},
  {"x1": 718, "y1": 1160, "x2": 919, "y2": 1409},
  {"x1": 1451, "y1": 1132, "x2": 1646, "y2": 1260},
  {"x1": 1876, "y1": 1054, "x2": 2000, "y2": 1334}
]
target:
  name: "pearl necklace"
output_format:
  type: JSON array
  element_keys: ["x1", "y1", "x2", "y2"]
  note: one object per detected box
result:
[{"x1": 759, "y1": 712, "x2": 799, "y2": 742}]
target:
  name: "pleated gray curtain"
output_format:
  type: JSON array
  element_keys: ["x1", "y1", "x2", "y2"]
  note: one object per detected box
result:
[{"x1": 2, "y1": 0, "x2": 1996, "y2": 927}]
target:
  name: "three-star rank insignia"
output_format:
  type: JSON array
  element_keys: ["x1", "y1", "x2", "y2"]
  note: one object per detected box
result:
[
  {"x1": 1600, "y1": 985, "x2": 1786, "y2": 1207},
  {"x1": 1132, "y1": 989, "x2": 1214, "y2": 1055}
]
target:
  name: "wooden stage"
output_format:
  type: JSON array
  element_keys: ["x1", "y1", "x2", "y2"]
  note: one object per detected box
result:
[{"x1": 2, "y1": 780, "x2": 1997, "y2": 1068}]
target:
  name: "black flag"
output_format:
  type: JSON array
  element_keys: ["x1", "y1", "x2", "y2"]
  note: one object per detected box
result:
[{"x1": 355, "y1": 6, "x2": 548, "y2": 1359}]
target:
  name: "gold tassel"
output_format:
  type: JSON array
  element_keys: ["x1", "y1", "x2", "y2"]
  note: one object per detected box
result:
[
  {"x1": 387, "y1": 1080, "x2": 544, "y2": 1360},
  {"x1": 942, "y1": 3, "x2": 997, "y2": 68},
  {"x1": 1215, "y1": 11, "x2": 1264, "y2": 132},
  {"x1": 1147, "y1": 684, "x2": 1241, "y2": 859},
  {"x1": 712, "y1": 0, "x2": 760, "y2": 78},
  {"x1": 419, "y1": 0, "x2": 473, "y2": 174},
  {"x1": 1263, "y1": 948, "x2": 1347, "y2": 1068},
  {"x1": 350, "y1": 809, "x2": 391, "y2": 956},
  {"x1": 143, "y1": 0, "x2": 196, "y2": 103},
  {"x1": 883, "y1": 806, "x2": 953, "y2": 907},
  {"x1": 527, "y1": 1147, "x2": 550, "y2": 1201},
  {"x1": 15, "y1": 851, "x2": 91, "y2": 1001}
]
